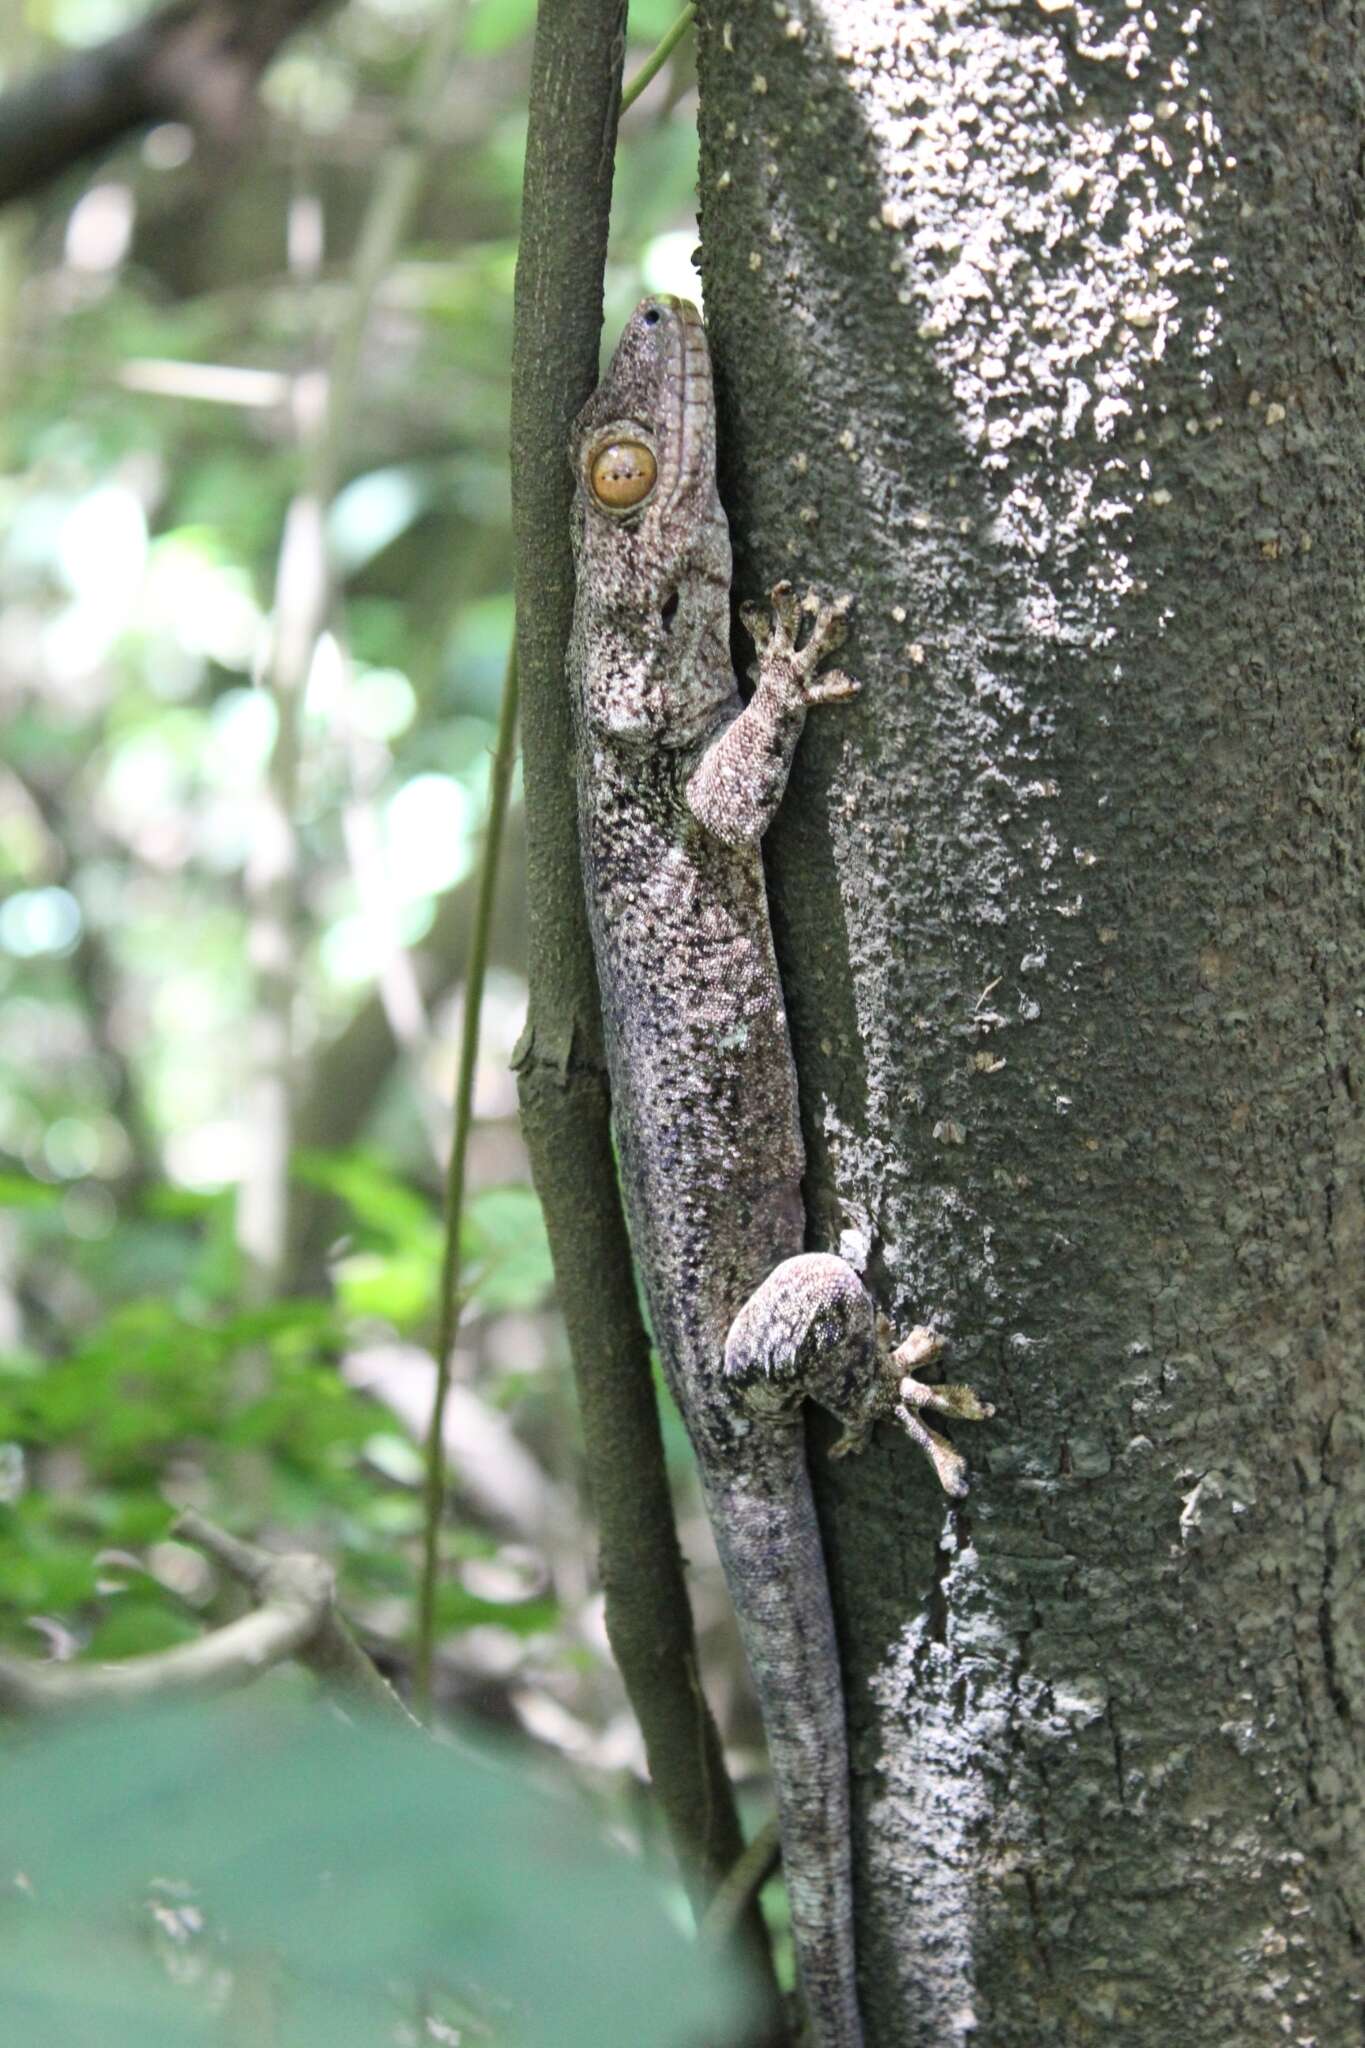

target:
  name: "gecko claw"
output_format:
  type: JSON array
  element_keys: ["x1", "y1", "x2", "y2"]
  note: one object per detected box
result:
[
  {"x1": 827, "y1": 1319, "x2": 992, "y2": 1495},
  {"x1": 894, "y1": 1409, "x2": 971, "y2": 1499},
  {"x1": 746, "y1": 583, "x2": 859, "y2": 712},
  {"x1": 804, "y1": 670, "x2": 859, "y2": 705},
  {"x1": 769, "y1": 579, "x2": 802, "y2": 638},
  {"x1": 891, "y1": 1326, "x2": 945, "y2": 1372},
  {"x1": 739, "y1": 600, "x2": 772, "y2": 649},
  {"x1": 829, "y1": 1417, "x2": 872, "y2": 1460},
  {"x1": 800, "y1": 595, "x2": 852, "y2": 661},
  {"x1": 900, "y1": 1375, "x2": 996, "y2": 1425}
]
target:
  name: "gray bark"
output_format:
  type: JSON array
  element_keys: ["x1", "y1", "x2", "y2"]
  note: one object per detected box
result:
[{"x1": 695, "y1": 1, "x2": 1365, "y2": 2041}]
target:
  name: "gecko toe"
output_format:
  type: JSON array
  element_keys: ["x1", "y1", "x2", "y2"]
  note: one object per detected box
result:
[
  {"x1": 769, "y1": 580, "x2": 802, "y2": 641},
  {"x1": 802, "y1": 594, "x2": 855, "y2": 662},
  {"x1": 740, "y1": 600, "x2": 772, "y2": 649}
]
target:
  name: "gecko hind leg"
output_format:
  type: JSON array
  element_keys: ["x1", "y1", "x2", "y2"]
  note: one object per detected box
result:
[{"x1": 723, "y1": 1253, "x2": 993, "y2": 1499}]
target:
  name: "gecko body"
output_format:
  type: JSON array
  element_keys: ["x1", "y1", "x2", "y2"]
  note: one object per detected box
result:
[{"x1": 568, "y1": 295, "x2": 991, "y2": 2048}]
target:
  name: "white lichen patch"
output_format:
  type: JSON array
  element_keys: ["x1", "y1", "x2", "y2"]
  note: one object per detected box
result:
[{"x1": 805, "y1": 0, "x2": 1227, "y2": 610}]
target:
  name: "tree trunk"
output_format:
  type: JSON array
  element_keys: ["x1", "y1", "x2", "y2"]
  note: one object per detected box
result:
[{"x1": 696, "y1": 2, "x2": 1365, "y2": 2040}]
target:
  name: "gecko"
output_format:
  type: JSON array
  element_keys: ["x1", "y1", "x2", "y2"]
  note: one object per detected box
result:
[{"x1": 567, "y1": 294, "x2": 993, "y2": 2048}]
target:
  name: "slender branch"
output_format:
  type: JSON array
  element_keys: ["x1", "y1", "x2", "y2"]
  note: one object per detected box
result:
[
  {"x1": 700, "y1": 1817, "x2": 783, "y2": 1949},
  {"x1": 620, "y1": 4, "x2": 696, "y2": 115},
  {"x1": 414, "y1": 641, "x2": 521, "y2": 1722},
  {"x1": 510, "y1": 6, "x2": 779, "y2": 2024},
  {"x1": 0, "y1": 1547, "x2": 332, "y2": 1716},
  {"x1": 0, "y1": 0, "x2": 342, "y2": 211},
  {"x1": 176, "y1": 1510, "x2": 419, "y2": 1729},
  {"x1": 0, "y1": 1513, "x2": 418, "y2": 1727}
]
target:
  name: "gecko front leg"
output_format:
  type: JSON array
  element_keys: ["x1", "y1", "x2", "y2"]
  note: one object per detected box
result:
[{"x1": 686, "y1": 581, "x2": 858, "y2": 848}]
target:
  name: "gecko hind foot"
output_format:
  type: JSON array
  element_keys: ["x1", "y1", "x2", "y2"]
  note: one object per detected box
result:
[
  {"x1": 829, "y1": 1322, "x2": 994, "y2": 1499},
  {"x1": 725, "y1": 1255, "x2": 993, "y2": 1498},
  {"x1": 892, "y1": 1332, "x2": 995, "y2": 1499}
]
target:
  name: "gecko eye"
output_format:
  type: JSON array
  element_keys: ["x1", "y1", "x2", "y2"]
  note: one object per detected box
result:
[
  {"x1": 588, "y1": 438, "x2": 658, "y2": 512},
  {"x1": 660, "y1": 589, "x2": 679, "y2": 631},
  {"x1": 641, "y1": 306, "x2": 661, "y2": 326}
]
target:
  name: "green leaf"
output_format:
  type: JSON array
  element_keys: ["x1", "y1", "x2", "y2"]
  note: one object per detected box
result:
[
  {"x1": 0, "y1": 1696, "x2": 752, "y2": 2048},
  {"x1": 83, "y1": 1597, "x2": 201, "y2": 1661},
  {"x1": 293, "y1": 1150, "x2": 439, "y2": 1252},
  {"x1": 333, "y1": 1247, "x2": 435, "y2": 1326},
  {"x1": 0, "y1": 1917, "x2": 218, "y2": 2048}
]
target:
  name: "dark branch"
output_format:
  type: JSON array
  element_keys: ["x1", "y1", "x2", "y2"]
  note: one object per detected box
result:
[
  {"x1": 0, "y1": 0, "x2": 342, "y2": 210},
  {"x1": 509, "y1": 2, "x2": 781, "y2": 2029}
]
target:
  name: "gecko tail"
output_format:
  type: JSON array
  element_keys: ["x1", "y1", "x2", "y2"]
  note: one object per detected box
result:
[{"x1": 702, "y1": 1444, "x2": 864, "y2": 2048}]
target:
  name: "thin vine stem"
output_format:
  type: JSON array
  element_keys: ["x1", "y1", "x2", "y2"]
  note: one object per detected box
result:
[
  {"x1": 414, "y1": 641, "x2": 521, "y2": 1722},
  {"x1": 620, "y1": 3, "x2": 695, "y2": 114}
]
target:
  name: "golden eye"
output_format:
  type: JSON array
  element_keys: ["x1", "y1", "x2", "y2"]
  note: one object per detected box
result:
[{"x1": 589, "y1": 439, "x2": 657, "y2": 511}]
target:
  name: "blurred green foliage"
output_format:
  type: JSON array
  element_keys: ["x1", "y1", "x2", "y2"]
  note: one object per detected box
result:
[
  {"x1": 0, "y1": 0, "x2": 703, "y2": 1700},
  {"x1": 0, "y1": 1155, "x2": 557, "y2": 1656}
]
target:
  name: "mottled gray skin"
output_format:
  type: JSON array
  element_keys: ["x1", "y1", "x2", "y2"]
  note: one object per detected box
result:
[{"x1": 568, "y1": 296, "x2": 991, "y2": 2048}]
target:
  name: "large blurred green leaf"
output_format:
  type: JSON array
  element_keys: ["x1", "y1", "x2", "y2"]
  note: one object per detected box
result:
[
  {"x1": 293, "y1": 1149, "x2": 437, "y2": 1250},
  {"x1": 294, "y1": 1152, "x2": 554, "y2": 1324},
  {"x1": 0, "y1": 1694, "x2": 750, "y2": 2048}
]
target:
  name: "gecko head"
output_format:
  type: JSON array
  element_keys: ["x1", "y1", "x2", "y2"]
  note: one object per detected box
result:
[
  {"x1": 571, "y1": 296, "x2": 718, "y2": 547},
  {"x1": 569, "y1": 297, "x2": 733, "y2": 742}
]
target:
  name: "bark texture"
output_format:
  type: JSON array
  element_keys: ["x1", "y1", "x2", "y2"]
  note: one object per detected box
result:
[{"x1": 695, "y1": 2, "x2": 1365, "y2": 2041}]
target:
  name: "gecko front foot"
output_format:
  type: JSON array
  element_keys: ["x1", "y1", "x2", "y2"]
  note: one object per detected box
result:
[
  {"x1": 740, "y1": 581, "x2": 859, "y2": 709},
  {"x1": 830, "y1": 1321, "x2": 994, "y2": 1500}
]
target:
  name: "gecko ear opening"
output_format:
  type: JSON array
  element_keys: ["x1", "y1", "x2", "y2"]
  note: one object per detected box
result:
[{"x1": 660, "y1": 589, "x2": 680, "y2": 631}]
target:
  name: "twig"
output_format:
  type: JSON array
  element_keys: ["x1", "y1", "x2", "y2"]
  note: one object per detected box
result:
[
  {"x1": 699, "y1": 1817, "x2": 782, "y2": 1949},
  {"x1": 620, "y1": 4, "x2": 696, "y2": 115},
  {"x1": 414, "y1": 640, "x2": 521, "y2": 1722},
  {"x1": 176, "y1": 1509, "x2": 419, "y2": 1729},
  {"x1": 0, "y1": 1542, "x2": 332, "y2": 1716},
  {"x1": 0, "y1": 1512, "x2": 419, "y2": 1728}
]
